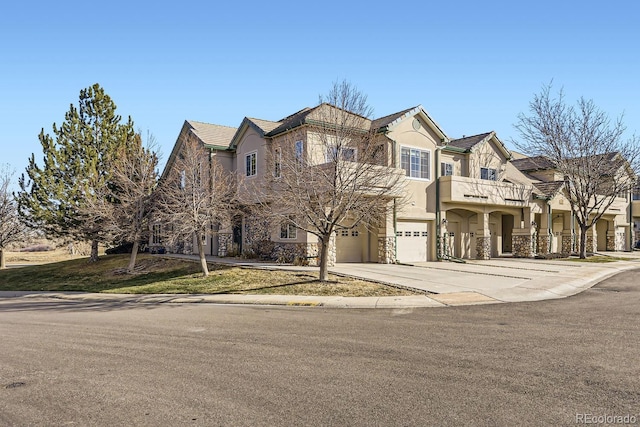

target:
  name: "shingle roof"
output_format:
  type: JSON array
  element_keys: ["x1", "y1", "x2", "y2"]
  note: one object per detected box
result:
[
  {"x1": 371, "y1": 106, "x2": 419, "y2": 130},
  {"x1": 245, "y1": 117, "x2": 281, "y2": 136},
  {"x1": 533, "y1": 181, "x2": 565, "y2": 198},
  {"x1": 265, "y1": 107, "x2": 318, "y2": 137},
  {"x1": 187, "y1": 120, "x2": 237, "y2": 148},
  {"x1": 448, "y1": 132, "x2": 493, "y2": 151},
  {"x1": 510, "y1": 156, "x2": 556, "y2": 171}
]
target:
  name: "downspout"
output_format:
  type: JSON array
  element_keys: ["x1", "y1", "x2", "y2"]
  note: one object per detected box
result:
[
  {"x1": 209, "y1": 147, "x2": 214, "y2": 256},
  {"x1": 630, "y1": 189, "x2": 633, "y2": 251},
  {"x1": 548, "y1": 203, "x2": 553, "y2": 252},
  {"x1": 435, "y1": 146, "x2": 441, "y2": 260},
  {"x1": 391, "y1": 136, "x2": 398, "y2": 263}
]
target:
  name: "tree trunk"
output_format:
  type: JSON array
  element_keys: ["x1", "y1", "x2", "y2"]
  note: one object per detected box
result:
[
  {"x1": 579, "y1": 225, "x2": 588, "y2": 259},
  {"x1": 0, "y1": 249, "x2": 5, "y2": 269},
  {"x1": 196, "y1": 234, "x2": 209, "y2": 277},
  {"x1": 127, "y1": 241, "x2": 139, "y2": 273},
  {"x1": 318, "y1": 235, "x2": 329, "y2": 282},
  {"x1": 89, "y1": 239, "x2": 99, "y2": 262}
]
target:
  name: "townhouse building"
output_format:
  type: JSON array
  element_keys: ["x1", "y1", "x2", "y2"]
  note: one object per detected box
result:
[{"x1": 152, "y1": 103, "x2": 637, "y2": 263}]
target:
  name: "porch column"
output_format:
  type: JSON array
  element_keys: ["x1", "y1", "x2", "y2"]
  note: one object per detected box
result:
[
  {"x1": 585, "y1": 223, "x2": 596, "y2": 253},
  {"x1": 512, "y1": 208, "x2": 532, "y2": 258},
  {"x1": 538, "y1": 206, "x2": 551, "y2": 254},
  {"x1": 218, "y1": 217, "x2": 233, "y2": 257},
  {"x1": 476, "y1": 212, "x2": 491, "y2": 260},
  {"x1": 606, "y1": 220, "x2": 616, "y2": 251},
  {"x1": 561, "y1": 212, "x2": 574, "y2": 254},
  {"x1": 377, "y1": 208, "x2": 396, "y2": 264}
]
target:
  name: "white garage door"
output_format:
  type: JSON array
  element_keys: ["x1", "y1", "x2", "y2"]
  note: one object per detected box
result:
[
  {"x1": 396, "y1": 221, "x2": 428, "y2": 262},
  {"x1": 336, "y1": 227, "x2": 364, "y2": 262}
]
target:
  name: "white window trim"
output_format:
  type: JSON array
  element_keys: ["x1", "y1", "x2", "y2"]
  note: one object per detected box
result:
[
  {"x1": 400, "y1": 145, "x2": 431, "y2": 181},
  {"x1": 326, "y1": 146, "x2": 357, "y2": 163},
  {"x1": 245, "y1": 151, "x2": 257, "y2": 177},
  {"x1": 441, "y1": 162, "x2": 454, "y2": 177},
  {"x1": 480, "y1": 166, "x2": 497, "y2": 181},
  {"x1": 274, "y1": 147, "x2": 281, "y2": 178},
  {"x1": 280, "y1": 221, "x2": 297, "y2": 240},
  {"x1": 295, "y1": 140, "x2": 304, "y2": 163}
]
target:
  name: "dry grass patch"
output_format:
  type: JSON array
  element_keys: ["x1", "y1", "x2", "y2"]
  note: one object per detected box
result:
[{"x1": 0, "y1": 254, "x2": 418, "y2": 297}]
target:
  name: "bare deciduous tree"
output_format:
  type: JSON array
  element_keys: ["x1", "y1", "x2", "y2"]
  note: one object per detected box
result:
[
  {"x1": 0, "y1": 165, "x2": 27, "y2": 269},
  {"x1": 156, "y1": 137, "x2": 239, "y2": 276},
  {"x1": 513, "y1": 83, "x2": 640, "y2": 258},
  {"x1": 87, "y1": 133, "x2": 159, "y2": 272},
  {"x1": 257, "y1": 80, "x2": 406, "y2": 281}
]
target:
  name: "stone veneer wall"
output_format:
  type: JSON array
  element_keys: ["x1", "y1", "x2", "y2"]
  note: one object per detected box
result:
[
  {"x1": 585, "y1": 236, "x2": 594, "y2": 253},
  {"x1": 561, "y1": 235, "x2": 573, "y2": 254},
  {"x1": 537, "y1": 233, "x2": 551, "y2": 255},
  {"x1": 607, "y1": 235, "x2": 616, "y2": 251},
  {"x1": 377, "y1": 237, "x2": 396, "y2": 264},
  {"x1": 475, "y1": 236, "x2": 491, "y2": 260},
  {"x1": 512, "y1": 234, "x2": 532, "y2": 258},
  {"x1": 242, "y1": 217, "x2": 271, "y2": 255},
  {"x1": 218, "y1": 233, "x2": 232, "y2": 257}
]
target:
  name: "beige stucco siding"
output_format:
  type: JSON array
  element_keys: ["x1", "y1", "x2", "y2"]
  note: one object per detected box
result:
[
  {"x1": 468, "y1": 138, "x2": 508, "y2": 180},
  {"x1": 387, "y1": 114, "x2": 441, "y2": 221}
]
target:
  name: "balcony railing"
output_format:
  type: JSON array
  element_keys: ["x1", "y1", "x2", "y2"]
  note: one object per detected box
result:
[{"x1": 440, "y1": 175, "x2": 533, "y2": 207}]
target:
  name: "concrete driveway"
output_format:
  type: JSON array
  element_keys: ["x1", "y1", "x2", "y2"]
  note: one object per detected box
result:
[{"x1": 329, "y1": 255, "x2": 640, "y2": 303}]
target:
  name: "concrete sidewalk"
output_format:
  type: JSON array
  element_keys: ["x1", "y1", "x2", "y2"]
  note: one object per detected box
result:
[
  {"x1": 157, "y1": 251, "x2": 640, "y2": 307},
  {"x1": 3, "y1": 252, "x2": 639, "y2": 308}
]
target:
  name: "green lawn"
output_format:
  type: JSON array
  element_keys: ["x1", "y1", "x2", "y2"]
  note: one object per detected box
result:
[{"x1": 0, "y1": 254, "x2": 417, "y2": 297}]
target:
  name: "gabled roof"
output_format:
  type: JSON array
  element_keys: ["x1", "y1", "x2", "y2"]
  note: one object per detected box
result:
[
  {"x1": 532, "y1": 181, "x2": 565, "y2": 199},
  {"x1": 446, "y1": 131, "x2": 512, "y2": 159},
  {"x1": 245, "y1": 117, "x2": 281, "y2": 136},
  {"x1": 161, "y1": 120, "x2": 237, "y2": 180},
  {"x1": 370, "y1": 106, "x2": 418, "y2": 130},
  {"x1": 186, "y1": 120, "x2": 237, "y2": 148},
  {"x1": 448, "y1": 132, "x2": 493, "y2": 151},
  {"x1": 264, "y1": 106, "x2": 318, "y2": 137},
  {"x1": 511, "y1": 156, "x2": 556, "y2": 172},
  {"x1": 376, "y1": 105, "x2": 449, "y2": 142}
]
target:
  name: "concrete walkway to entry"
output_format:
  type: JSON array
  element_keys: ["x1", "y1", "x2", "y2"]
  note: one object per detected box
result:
[{"x1": 330, "y1": 254, "x2": 640, "y2": 304}]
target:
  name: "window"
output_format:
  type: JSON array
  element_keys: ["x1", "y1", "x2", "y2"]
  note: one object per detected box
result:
[
  {"x1": 480, "y1": 167, "x2": 497, "y2": 181},
  {"x1": 405, "y1": 231, "x2": 411, "y2": 237},
  {"x1": 179, "y1": 170, "x2": 186, "y2": 189},
  {"x1": 401, "y1": 147, "x2": 430, "y2": 179},
  {"x1": 245, "y1": 152, "x2": 257, "y2": 177},
  {"x1": 341, "y1": 230, "x2": 349, "y2": 237},
  {"x1": 274, "y1": 148, "x2": 281, "y2": 178},
  {"x1": 441, "y1": 162, "x2": 453, "y2": 176},
  {"x1": 295, "y1": 140, "x2": 304, "y2": 163},
  {"x1": 152, "y1": 224, "x2": 162, "y2": 244},
  {"x1": 413, "y1": 231, "x2": 420, "y2": 237},
  {"x1": 280, "y1": 220, "x2": 297, "y2": 239},
  {"x1": 326, "y1": 146, "x2": 356, "y2": 162},
  {"x1": 351, "y1": 230, "x2": 359, "y2": 237},
  {"x1": 633, "y1": 191, "x2": 640, "y2": 201}
]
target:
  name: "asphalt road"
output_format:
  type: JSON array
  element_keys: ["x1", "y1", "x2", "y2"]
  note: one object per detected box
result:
[{"x1": 1, "y1": 270, "x2": 639, "y2": 426}]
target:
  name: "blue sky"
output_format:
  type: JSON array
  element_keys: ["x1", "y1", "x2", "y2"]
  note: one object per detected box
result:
[{"x1": 1, "y1": 1, "x2": 638, "y2": 189}]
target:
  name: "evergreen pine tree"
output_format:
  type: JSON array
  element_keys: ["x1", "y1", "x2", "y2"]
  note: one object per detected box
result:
[{"x1": 17, "y1": 84, "x2": 137, "y2": 262}]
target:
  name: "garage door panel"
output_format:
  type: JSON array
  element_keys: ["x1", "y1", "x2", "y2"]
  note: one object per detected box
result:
[
  {"x1": 396, "y1": 221, "x2": 428, "y2": 262},
  {"x1": 336, "y1": 228, "x2": 364, "y2": 262}
]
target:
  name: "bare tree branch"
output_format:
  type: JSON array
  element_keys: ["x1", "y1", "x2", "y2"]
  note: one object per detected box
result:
[
  {"x1": 513, "y1": 83, "x2": 640, "y2": 258},
  {"x1": 155, "y1": 137, "x2": 240, "y2": 276},
  {"x1": 253, "y1": 80, "x2": 406, "y2": 281}
]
